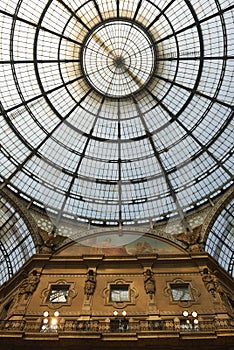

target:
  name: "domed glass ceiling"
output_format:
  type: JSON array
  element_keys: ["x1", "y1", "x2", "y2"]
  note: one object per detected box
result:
[
  {"x1": 206, "y1": 198, "x2": 234, "y2": 277},
  {"x1": 0, "y1": 195, "x2": 36, "y2": 285},
  {"x1": 0, "y1": 0, "x2": 233, "y2": 227}
]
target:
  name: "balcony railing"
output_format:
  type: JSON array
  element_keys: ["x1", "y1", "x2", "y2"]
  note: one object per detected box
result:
[{"x1": 0, "y1": 318, "x2": 233, "y2": 334}]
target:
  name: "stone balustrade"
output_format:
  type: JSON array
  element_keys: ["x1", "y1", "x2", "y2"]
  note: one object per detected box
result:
[{"x1": 0, "y1": 318, "x2": 233, "y2": 334}]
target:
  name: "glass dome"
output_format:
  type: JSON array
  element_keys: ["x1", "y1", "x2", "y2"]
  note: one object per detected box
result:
[
  {"x1": 0, "y1": 193, "x2": 36, "y2": 284},
  {"x1": 206, "y1": 198, "x2": 234, "y2": 277},
  {"x1": 0, "y1": 0, "x2": 233, "y2": 227}
]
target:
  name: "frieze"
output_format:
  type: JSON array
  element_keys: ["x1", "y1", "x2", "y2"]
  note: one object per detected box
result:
[{"x1": 153, "y1": 273, "x2": 200, "y2": 277}]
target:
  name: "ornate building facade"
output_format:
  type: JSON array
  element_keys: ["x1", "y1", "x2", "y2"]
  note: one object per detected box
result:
[
  {"x1": 0, "y1": 0, "x2": 233, "y2": 348},
  {"x1": 0, "y1": 186, "x2": 234, "y2": 349}
]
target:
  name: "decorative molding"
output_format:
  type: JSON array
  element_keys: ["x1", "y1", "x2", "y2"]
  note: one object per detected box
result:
[
  {"x1": 164, "y1": 278, "x2": 201, "y2": 308},
  {"x1": 40, "y1": 280, "x2": 77, "y2": 309},
  {"x1": 153, "y1": 273, "x2": 201, "y2": 277},
  {"x1": 147, "y1": 229, "x2": 187, "y2": 249},
  {"x1": 144, "y1": 269, "x2": 155, "y2": 296},
  {"x1": 103, "y1": 278, "x2": 138, "y2": 309},
  {"x1": 41, "y1": 274, "x2": 86, "y2": 278},
  {"x1": 37, "y1": 227, "x2": 68, "y2": 254},
  {"x1": 174, "y1": 225, "x2": 204, "y2": 253},
  {"x1": 6, "y1": 270, "x2": 40, "y2": 318}
]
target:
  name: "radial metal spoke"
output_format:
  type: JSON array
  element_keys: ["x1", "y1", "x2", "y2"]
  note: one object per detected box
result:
[
  {"x1": 0, "y1": 0, "x2": 232, "y2": 227},
  {"x1": 131, "y1": 94, "x2": 187, "y2": 227},
  {"x1": 146, "y1": 0, "x2": 176, "y2": 30},
  {"x1": 0, "y1": 8, "x2": 83, "y2": 46},
  {"x1": 93, "y1": 0, "x2": 104, "y2": 22},
  {"x1": 54, "y1": 96, "x2": 105, "y2": 228},
  {"x1": 146, "y1": 89, "x2": 233, "y2": 179},
  {"x1": 151, "y1": 73, "x2": 232, "y2": 110},
  {"x1": 56, "y1": 0, "x2": 90, "y2": 31},
  {"x1": 154, "y1": 4, "x2": 234, "y2": 46},
  {"x1": 0, "y1": 90, "x2": 92, "y2": 186}
]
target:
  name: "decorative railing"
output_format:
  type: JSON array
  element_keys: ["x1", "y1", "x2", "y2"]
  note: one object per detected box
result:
[
  {"x1": 63, "y1": 319, "x2": 172, "y2": 333},
  {"x1": 0, "y1": 318, "x2": 233, "y2": 334}
]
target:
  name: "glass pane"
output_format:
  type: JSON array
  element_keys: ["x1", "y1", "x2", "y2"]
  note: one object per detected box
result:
[
  {"x1": 110, "y1": 285, "x2": 129, "y2": 302},
  {"x1": 171, "y1": 284, "x2": 192, "y2": 301},
  {"x1": 48, "y1": 285, "x2": 69, "y2": 303}
]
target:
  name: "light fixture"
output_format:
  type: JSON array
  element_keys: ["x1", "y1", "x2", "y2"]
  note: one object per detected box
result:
[
  {"x1": 182, "y1": 311, "x2": 199, "y2": 329},
  {"x1": 42, "y1": 310, "x2": 60, "y2": 331},
  {"x1": 113, "y1": 311, "x2": 118, "y2": 317},
  {"x1": 51, "y1": 318, "x2": 58, "y2": 326},
  {"x1": 122, "y1": 310, "x2": 127, "y2": 317}
]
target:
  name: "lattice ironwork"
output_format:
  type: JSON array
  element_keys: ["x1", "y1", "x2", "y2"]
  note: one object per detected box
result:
[
  {"x1": 0, "y1": 195, "x2": 36, "y2": 285},
  {"x1": 206, "y1": 198, "x2": 234, "y2": 277},
  {"x1": 0, "y1": 0, "x2": 233, "y2": 228}
]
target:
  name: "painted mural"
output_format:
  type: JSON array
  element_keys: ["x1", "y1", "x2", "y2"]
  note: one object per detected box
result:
[{"x1": 58, "y1": 233, "x2": 184, "y2": 256}]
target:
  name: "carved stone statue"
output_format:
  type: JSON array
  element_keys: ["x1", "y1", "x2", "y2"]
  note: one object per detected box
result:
[
  {"x1": 176, "y1": 225, "x2": 203, "y2": 252},
  {"x1": 84, "y1": 270, "x2": 96, "y2": 299},
  {"x1": 202, "y1": 268, "x2": 217, "y2": 297},
  {"x1": 38, "y1": 228, "x2": 66, "y2": 254},
  {"x1": 7, "y1": 270, "x2": 40, "y2": 316},
  {"x1": 202, "y1": 267, "x2": 233, "y2": 312},
  {"x1": 212, "y1": 270, "x2": 233, "y2": 312},
  {"x1": 18, "y1": 269, "x2": 40, "y2": 300},
  {"x1": 144, "y1": 269, "x2": 155, "y2": 297}
]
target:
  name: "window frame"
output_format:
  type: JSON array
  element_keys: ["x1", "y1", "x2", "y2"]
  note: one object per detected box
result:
[
  {"x1": 41, "y1": 280, "x2": 77, "y2": 309},
  {"x1": 103, "y1": 279, "x2": 138, "y2": 308},
  {"x1": 110, "y1": 284, "x2": 130, "y2": 302},
  {"x1": 164, "y1": 278, "x2": 200, "y2": 308},
  {"x1": 170, "y1": 283, "x2": 193, "y2": 302},
  {"x1": 47, "y1": 284, "x2": 70, "y2": 303}
]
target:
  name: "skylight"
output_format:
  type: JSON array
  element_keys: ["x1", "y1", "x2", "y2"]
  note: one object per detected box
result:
[{"x1": 0, "y1": 0, "x2": 233, "y2": 227}]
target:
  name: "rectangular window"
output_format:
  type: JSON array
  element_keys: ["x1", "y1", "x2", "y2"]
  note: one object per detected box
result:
[
  {"x1": 170, "y1": 284, "x2": 192, "y2": 301},
  {"x1": 48, "y1": 285, "x2": 69, "y2": 303},
  {"x1": 110, "y1": 285, "x2": 129, "y2": 302}
]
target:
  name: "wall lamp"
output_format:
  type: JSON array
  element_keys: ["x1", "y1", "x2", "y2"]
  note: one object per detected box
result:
[
  {"x1": 113, "y1": 310, "x2": 127, "y2": 317},
  {"x1": 41, "y1": 311, "x2": 60, "y2": 332},
  {"x1": 182, "y1": 311, "x2": 199, "y2": 329}
]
